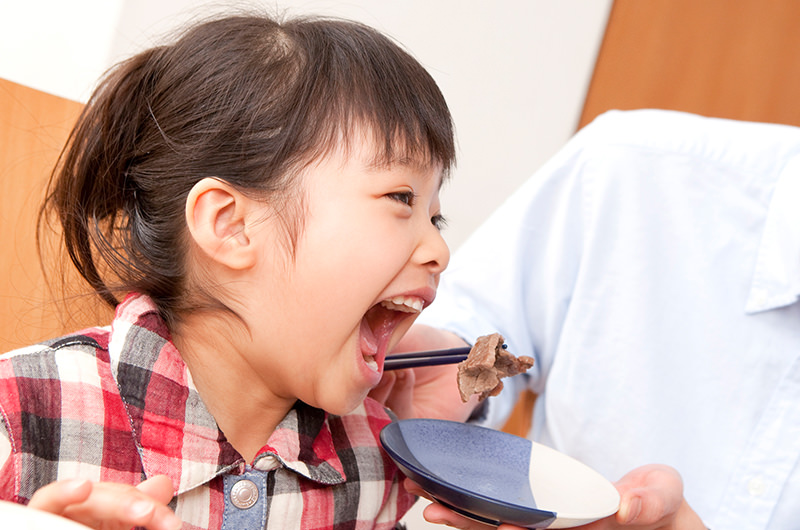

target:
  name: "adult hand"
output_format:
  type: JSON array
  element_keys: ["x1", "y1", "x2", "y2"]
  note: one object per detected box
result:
[
  {"x1": 407, "y1": 464, "x2": 707, "y2": 530},
  {"x1": 578, "y1": 465, "x2": 705, "y2": 529},
  {"x1": 28, "y1": 475, "x2": 182, "y2": 530},
  {"x1": 370, "y1": 324, "x2": 479, "y2": 421}
]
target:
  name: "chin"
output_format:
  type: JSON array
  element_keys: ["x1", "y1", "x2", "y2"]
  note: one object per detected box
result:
[{"x1": 325, "y1": 392, "x2": 370, "y2": 417}]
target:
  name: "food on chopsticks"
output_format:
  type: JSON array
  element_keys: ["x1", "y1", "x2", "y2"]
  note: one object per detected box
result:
[{"x1": 457, "y1": 333, "x2": 534, "y2": 402}]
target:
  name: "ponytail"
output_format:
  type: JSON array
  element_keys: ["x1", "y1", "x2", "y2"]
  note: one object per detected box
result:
[{"x1": 41, "y1": 49, "x2": 179, "y2": 310}]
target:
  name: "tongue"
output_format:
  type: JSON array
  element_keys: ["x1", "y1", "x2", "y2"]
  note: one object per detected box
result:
[
  {"x1": 360, "y1": 318, "x2": 379, "y2": 356},
  {"x1": 361, "y1": 305, "x2": 399, "y2": 360}
]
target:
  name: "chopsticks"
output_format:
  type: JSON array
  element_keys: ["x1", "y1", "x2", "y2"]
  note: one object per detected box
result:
[{"x1": 383, "y1": 346, "x2": 471, "y2": 370}]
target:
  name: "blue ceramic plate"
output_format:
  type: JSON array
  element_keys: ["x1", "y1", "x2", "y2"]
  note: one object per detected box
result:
[{"x1": 380, "y1": 419, "x2": 620, "y2": 529}]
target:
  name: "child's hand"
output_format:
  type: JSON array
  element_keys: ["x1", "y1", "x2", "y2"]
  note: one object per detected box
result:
[{"x1": 27, "y1": 475, "x2": 182, "y2": 530}]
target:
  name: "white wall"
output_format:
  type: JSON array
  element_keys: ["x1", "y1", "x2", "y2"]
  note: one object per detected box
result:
[{"x1": 1, "y1": 0, "x2": 611, "y2": 251}]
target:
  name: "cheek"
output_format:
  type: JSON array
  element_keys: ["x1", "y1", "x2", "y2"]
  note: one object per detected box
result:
[{"x1": 298, "y1": 226, "x2": 393, "y2": 287}]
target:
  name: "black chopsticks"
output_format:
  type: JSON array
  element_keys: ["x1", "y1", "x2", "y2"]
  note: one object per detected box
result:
[{"x1": 383, "y1": 346, "x2": 471, "y2": 370}]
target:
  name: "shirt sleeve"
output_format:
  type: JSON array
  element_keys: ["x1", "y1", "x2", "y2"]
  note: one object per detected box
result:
[{"x1": 418, "y1": 117, "x2": 600, "y2": 428}]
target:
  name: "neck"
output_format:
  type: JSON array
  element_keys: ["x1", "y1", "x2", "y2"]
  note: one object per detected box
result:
[{"x1": 171, "y1": 313, "x2": 294, "y2": 463}]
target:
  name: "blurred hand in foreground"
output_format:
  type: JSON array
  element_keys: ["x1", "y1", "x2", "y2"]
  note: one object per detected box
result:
[{"x1": 28, "y1": 474, "x2": 181, "y2": 530}]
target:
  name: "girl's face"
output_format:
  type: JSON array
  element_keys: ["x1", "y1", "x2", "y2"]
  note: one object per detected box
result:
[{"x1": 240, "y1": 139, "x2": 450, "y2": 415}]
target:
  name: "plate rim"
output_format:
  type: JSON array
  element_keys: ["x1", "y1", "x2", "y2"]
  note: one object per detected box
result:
[{"x1": 380, "y1": 419, "x2": 558, "y2": 521}]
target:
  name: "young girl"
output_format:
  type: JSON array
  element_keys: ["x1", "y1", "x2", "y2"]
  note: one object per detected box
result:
[{"x1": 0, "y1": 12, "x2": 454, "y2": 530}]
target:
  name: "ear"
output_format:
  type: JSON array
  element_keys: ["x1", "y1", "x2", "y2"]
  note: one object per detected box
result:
[{"x1": 185, "y1": 177, "x2": 258, "y2": 270}]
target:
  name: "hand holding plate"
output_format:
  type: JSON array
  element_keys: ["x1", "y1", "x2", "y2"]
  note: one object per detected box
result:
[{"x1": 577, "y1": 464, "x2": 706, "y2": 530}]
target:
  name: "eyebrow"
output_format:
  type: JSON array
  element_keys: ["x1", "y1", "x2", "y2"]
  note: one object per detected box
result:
[{"x1": 364, "y1": 154, "x2": 447, "y2": 188}]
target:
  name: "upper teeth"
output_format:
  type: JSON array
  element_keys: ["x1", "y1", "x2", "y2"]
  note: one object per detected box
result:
[{"x1": 381, "y1": 296, "x2": 424, "y2": 313}]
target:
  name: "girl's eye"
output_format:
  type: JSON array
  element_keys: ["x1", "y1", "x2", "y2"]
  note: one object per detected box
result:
[
  {"x1": 431, "y1": 213, "x2": 448, "y2": 231},
  {"x1": 388, "y1": 191, "x2": 416, "y2": 206}
]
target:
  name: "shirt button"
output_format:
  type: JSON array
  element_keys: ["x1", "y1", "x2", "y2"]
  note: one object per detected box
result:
[
  {"x1": 747, "y1": 477, "x2": 765, "y2": 497},
  {"x1": 752, "y1": 290, "x2": 768, "y2": 307},
  {"x1": 230, "y1": 479, "x2": 259, "y2": 509}
]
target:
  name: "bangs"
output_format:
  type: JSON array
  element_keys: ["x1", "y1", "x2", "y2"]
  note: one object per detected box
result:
[{"x1": 282, "y1": 17, "x2": 456, "y2": 177}]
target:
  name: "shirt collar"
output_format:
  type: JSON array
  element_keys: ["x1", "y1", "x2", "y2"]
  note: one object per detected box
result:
[
  {"x1": 108, "y1": 294, "x2": 345, "y2": 494},
  {"x1": 255, "y1": 401, "x2": 346, "y2": 485},
  {"x1": 746, "y1": 154, "x2": 800, "y2": 313}
]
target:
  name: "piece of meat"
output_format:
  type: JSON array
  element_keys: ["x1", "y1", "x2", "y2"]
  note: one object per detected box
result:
[{"x1": 457, "y1": 333, "x2": 534, "y2": 402}]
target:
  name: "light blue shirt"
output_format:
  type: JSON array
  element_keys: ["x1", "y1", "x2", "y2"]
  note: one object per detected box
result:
[{"x1": 420, "y1": 110, "x2": 800, "y2": 529}]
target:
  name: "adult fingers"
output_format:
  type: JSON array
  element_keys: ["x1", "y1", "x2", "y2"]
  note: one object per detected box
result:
[
  {"x1": 403, "y1": 478, "x2": 430, "y2": 500},
  {"x1": 383, "y1": 369, "x2": 417, "y2": 419},
  {"x1": 368, "y1": 371, "x2": 397, "y2": 405},
  {"x1": 421, "y1": 501, "x2": 529, "y2": 530},
  {"x1": 405, "y1": 480, "x2": 524, "y2": 530}
]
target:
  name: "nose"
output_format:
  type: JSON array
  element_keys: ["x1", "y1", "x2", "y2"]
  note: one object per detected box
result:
[{"x1": 415, "y1": 222, "x2": 450, "y2": 275}]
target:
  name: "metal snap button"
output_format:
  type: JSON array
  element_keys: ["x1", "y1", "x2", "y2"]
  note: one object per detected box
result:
[
  {"x1": 230, "y1": 479, "x2": 259, "y2": 509},
  {"x1": 747, "y1": 477, "x2": 765, "y2": 497}
]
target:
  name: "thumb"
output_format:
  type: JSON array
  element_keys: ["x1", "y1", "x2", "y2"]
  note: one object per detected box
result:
[
  {"x1": 617, "y1": 492, "x2": 643, "y2": 524},
  {"x1": 615, "y1": 465, "x2": 683, "y2": 525}
]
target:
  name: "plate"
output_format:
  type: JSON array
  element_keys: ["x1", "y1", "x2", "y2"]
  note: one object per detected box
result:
[
  {"x1": 0, "y1": 500, "x2": 92, "y2": 529},
  {"x1": 380, "y1": 419, "x2": 620, "y2": 528}
]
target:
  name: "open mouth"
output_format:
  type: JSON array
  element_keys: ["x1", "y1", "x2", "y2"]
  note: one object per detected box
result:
[{"x1": 361, "y1": 295, "x2": 425, "y2": 372}]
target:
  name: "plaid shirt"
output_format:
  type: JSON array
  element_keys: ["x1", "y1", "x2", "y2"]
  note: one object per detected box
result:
[{"x1": 0, "y1": 294, "x2": 414, "y2": 529}]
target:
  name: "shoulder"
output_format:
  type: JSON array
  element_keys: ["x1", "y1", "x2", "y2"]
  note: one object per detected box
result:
[
  {"x1": 0, "y1": 327, "x2": 111, "y2": 378},
  {"x1": 0, "y1": 327, "x2": 114, "y2": 433},
  {"x1": 2, "y1": 327, "x2": 110, "y2": 357},
  {"x1": 577, "y1": 110, "x2": 800, "y2": 171}
]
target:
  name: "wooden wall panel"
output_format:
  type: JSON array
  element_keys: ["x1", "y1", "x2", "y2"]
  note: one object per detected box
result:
[
  {"x1": 0, "y1": 78, "x2": 111, "y2": 352},
  {"x1": 579, "y1": 0, "x2": 800, "y2": 129}
]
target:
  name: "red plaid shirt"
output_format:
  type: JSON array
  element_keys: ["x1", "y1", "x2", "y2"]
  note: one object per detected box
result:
[{"x1": 0, "y1": 294, "x2": 414, "y2": 529}]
